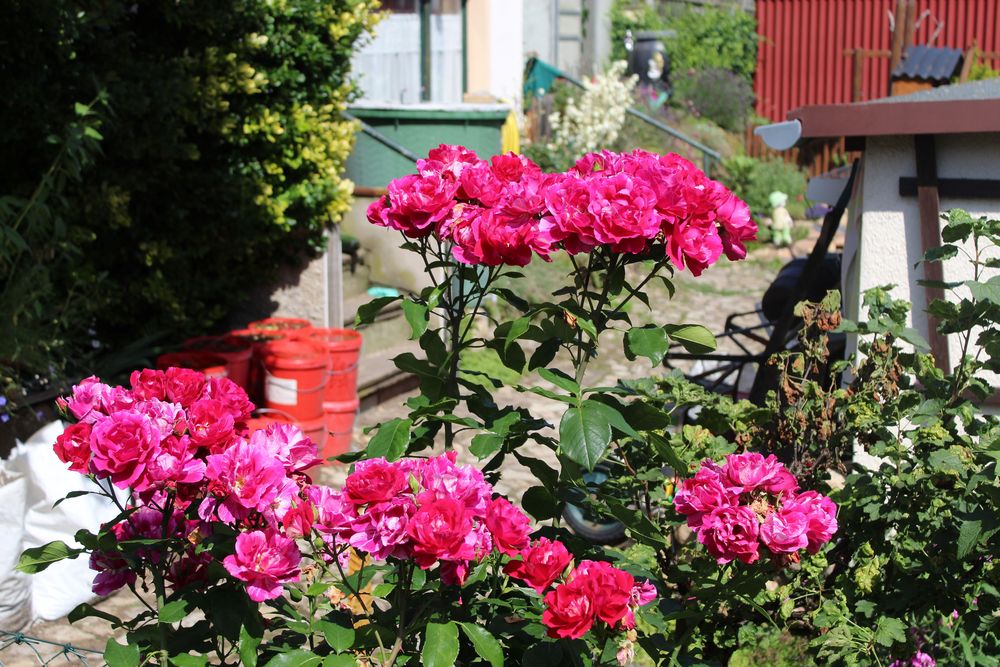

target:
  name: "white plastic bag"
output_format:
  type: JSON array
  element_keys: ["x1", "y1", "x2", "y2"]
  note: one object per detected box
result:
[
  {"x1": 7, "y1": 421, "x2": 119, "y2": 621},
  {"x1": 0, "y1": 468, "x2": 31, "y2": 629}
]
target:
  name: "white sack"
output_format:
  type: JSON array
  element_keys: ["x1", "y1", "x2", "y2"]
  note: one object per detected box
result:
[
  {"x1": 0, "y1": 469, "x2": 31, "y2": 630},
  {"x1": 7, "y1": 421, "x2": 119, "y2": 621}
]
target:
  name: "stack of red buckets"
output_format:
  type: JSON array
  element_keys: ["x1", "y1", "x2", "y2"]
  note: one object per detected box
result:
[{"x1": 158, "y1": 317, "x2": 362, "y2": 464}]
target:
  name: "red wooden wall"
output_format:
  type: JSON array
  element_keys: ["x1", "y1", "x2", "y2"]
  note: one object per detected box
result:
[{"x1": 755, "y1": 0, "x2": 1000, "y2": 122}]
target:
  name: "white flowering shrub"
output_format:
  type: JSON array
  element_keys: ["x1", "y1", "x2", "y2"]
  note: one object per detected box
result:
[{"x1": 548, "y1": 61, "x2": 638, "y2": 156}]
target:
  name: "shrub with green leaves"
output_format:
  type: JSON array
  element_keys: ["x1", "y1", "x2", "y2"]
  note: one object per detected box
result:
[
  {"x1": 722, "y1": 155, "x2": 808, "y2": 219},
  {"x1": 585, "y1": 209, "x2": 1000, "y2": 665},
  {"x1": 0, "y1": 0, "x2": 379, "y2": 399},
  {"x1": 674, "y1": 67, "x2": 755, "y2": 132}
]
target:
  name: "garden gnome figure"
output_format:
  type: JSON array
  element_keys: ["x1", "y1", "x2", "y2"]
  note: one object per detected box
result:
[{"x1": 769, "y1": 190, "x2": 793, "y2": 247}]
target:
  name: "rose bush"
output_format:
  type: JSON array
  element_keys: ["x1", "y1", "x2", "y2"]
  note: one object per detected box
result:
[{"x1": 22, "y1": 143, "x2": 769, "y2": 665}]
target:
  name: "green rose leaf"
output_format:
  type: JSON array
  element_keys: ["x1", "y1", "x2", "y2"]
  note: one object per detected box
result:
[
  {"x1": 355, "y1": 295, "x2": 402, "y2": 326},
  {"x1": 365, "y1": 418, "x2": 412, "y2": 461},
  {"x1": 17, "y1": 540, "x2": 83, "y2": 573},
  {"x1": 664, "y1": 323, "x2": 716, "y2": 354},
  {"x1": 263, "y1": 650, "x2": 323, "y2": 667},
  {"x1": 559, "y1": 400, "x2": 613, "y2": 470},
  {"x1": 104, "y1": 639, "x2": 140, "y2": 667},
  {"x1": 459, "y1": 622, "x2": 504, "y2": 667},
  {"x1": 625, "y1": 325, "x2": 670, "y2": 365},
  {"x1": 421, "y1": 622, "x2": 459, "y2": 667}
]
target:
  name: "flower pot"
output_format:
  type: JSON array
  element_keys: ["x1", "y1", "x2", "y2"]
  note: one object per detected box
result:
[
  {"x1": 261, "y1": 340, "x2": 327, "y2": 421},
  {"x1": 156, "y1": 351, "x2": 228, "y2": 378},
  {"x1": 183, "y1": 335, "x2": 253, "y2": 391},
  {"x1": 323, "y1": 399, "x2": 359, "y2": 459},
  {"x1": 302, "y1": 328, "x2": 363, "y2": 403}
]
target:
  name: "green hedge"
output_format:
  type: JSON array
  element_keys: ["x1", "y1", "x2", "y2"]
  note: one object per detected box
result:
[{"x1": 0, "y1": 0, "x2": 379, "y2": 400}]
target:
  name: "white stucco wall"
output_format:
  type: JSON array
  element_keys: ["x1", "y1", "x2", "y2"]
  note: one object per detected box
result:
[{"x1": 843, "y1": 133, "x2": 1000, "y2": 373}]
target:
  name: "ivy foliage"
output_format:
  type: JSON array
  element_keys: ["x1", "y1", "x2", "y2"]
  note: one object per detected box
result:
[{"x1": 0, "y1": 0, "x2": 379, "y2": 395}]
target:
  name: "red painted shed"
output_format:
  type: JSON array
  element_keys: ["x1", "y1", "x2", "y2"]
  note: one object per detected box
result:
[{"x1": 755, "y1": 0, "x2": 1000, "y2": 122}]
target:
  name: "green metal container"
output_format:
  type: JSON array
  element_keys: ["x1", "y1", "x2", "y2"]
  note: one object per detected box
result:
[{"x1": 346, "y1": 103, "x2": 510, "y2": 188}]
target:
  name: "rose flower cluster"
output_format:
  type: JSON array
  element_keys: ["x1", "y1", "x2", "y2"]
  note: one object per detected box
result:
[
  {"x1": 673, "y1": 452, "x2": 838, "y2": 565},
  {"x1": 504, "y1": 537, "x2": 657, "y2": 641},
  {"x1": 312, "y1": 455, "x2": 656, "y2": 642},
  {"x1": 367, "y1": 144, "x2": 755, "y2": 276},
  {"x1": 54, "y1": 369, "x2": 320, "y2": 601}
]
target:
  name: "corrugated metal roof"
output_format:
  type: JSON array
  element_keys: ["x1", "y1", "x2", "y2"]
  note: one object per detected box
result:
[
  {"x1": 891, "y1": 45, "x2": 963, "y2": 81},
  {"x1": 868, "y1": 77, "x2": 1000, "y2": 104}
]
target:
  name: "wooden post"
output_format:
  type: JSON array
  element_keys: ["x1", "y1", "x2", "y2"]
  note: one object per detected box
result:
[
  {"x1": 852, "y1": 49, "x2": 864, "y2": 102},
  {"x1": 326, "y1": 221, "x2": 344, "y2": 329},
  {"x1": 914, "y1": 134, "x2": 950, "y2": 372},
  {"x1": 889, "y1": 0, "x2": 907, "y2": 73},
  {"x1": 960, "y1": 39, "x2": 979, "y2": 83}
]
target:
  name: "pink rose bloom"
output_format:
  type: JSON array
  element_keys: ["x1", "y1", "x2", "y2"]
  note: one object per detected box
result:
[
  {"x1": 63, "y1": 376, "x2": 111, "y2": 423},
  {"x1": 785, "y1": 490, "x2": 838, "y2": 553},
  {"x1": 89, "y1": 410, "x2": 161, "y2": 490},
  {"x1": 90, "y1": 548, "x2": 136, "y2": 596},
  {"x1": 281, "y1": 499, "x2": 314, "y2": 540},
  {"x1": 586, "y1": 172, "x2": 660, "y2": 254},
  {"x1": 504, "y1": 537, "x2": 572, "y2": 594},
  {"x1": 187, "y1": 399, "x2": 236, "y2": 451},
  {"x1": 542, "y1": 578, "x2": 596, "y2": 639},
  {"x1": 145, "y1": 434, "x2": 206, "y2": 487},
  {"x1": 167, "y1": 549, "x2": 212, "y2": 591},
  {"x1": 715, "y1": 191, "x2": 756, "y2": 261},
  {"x1": 417, "y1": 451, "x2": 491, "y2": 516},
  {"x1": 631, "y1": 579, "x2": 657, "y2": 607},
  {"x1": 164, "y1": 367, "x2": 206, "y2": 407},
  {"x1": 673, "y1": 463, "x2": 739, "y2": 528},
  {"x1": 497, "y1": 171, "x2": 550, "y2": 217},
  {"x1": 223, "y1": 530, "x2": 301, "y2": 602},
  {"x1": 699, "y1": 505, "x2": 761, "y2": 564},
  {"x1": 54, "y1": 422, "x2": 92, "y2": 473},
  {"x1": 100, "y1": 386, "x2": 136, "y2": 414},
  {"x1": 544, "y1": 175, "x2": 599, "y2": 254},
  {"x1": 204, "y1": 439, "x2": 290, "y2": 523},
  {"x1": 349, "y1": 495, "x2": 417, "y2": 560},
  {"x1": 666, "y1": 217, "x2": 723, "y2": 276},
  {"x1": 200, "y1": 377, "x2": 255, "y2": 421},
  {"x1": 458, "y1": 160, "x2": 505, "y2": 206},
  {"x1": 760, "y1": 506, "x2": 810, "y2": 554},
  {"x1": 617, "y1": 644, "x2": 635, "y2": 667},
  {"x1": 250, "y1": 423, "x2": 321, "y2": 472},
  {"x1": 764, "y1": 467, "x2": 799, "y2": 495},
  {"x1": 439, "y1": 559, "x2": 472, "y2": 586},
  {"x1": 417, "y1": 144, "x2": 479, "y2": 181},
  {"x1": 572, "y1": 560, "x2": 635, "y2": 626},
  {"x1": 406, "y1": 497, "x2": 476, "y2": 568},
  {"x1": 135, "y1": 399, "x2": 186, "y2": 440},
  {"x1": 723, "y1": 452, "x2": 785, "y2": 493},
  {"x1": 307, "y1": 486, "x2": 357, "y2": 554},
  {"x1": 130, "y1": 369, "x2": 167, "y2": 401},
  {"x1": 490, "y1": 152, "x2": 541, "y2": 183},
  {"x1": 368, "y1": 173, "x2": 459, "y2": 238},
  {"x1": 484, "y1": 497, "x2": 532, "y2": 556},
  {"x1": 345, "y1": 458, "x2": 409, "y2": 505}
]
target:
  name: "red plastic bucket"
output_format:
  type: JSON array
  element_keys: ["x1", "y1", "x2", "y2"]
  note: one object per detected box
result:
[
  {"x1": 249, "y1": 317, "x2": 313, "y2": 334},
  {"x1": 243, "y1": 411, "x2": 295, "y2": 435},
  {"x1": 261, "y1": 340, "x2": 326, "y2": 421},
  {"x1": 324, "y1": 399, "x2": 359, "y2": 459},
  {"x1": 156, "y1": 351, "x2": 229, "y2": 379},
  {"x1": 299, "y1": 414, "x2": 328, "y2": 463},
  {"x1": 228, "y1": 329, "x2": 286, "y2": 403},
  {"x1": 183, "y1": 336, "x2": 253, "y2": 391},
  {"x1": 304, "y1": 328, "x2": 363, "y2": 403}
]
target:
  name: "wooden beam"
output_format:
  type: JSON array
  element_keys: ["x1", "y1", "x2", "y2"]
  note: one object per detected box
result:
[
  {"x1": 914, "y1": 134, "x2": 950, "y2": 373},
  {"x1": 890, "y1": 0, "x2": 908, "y2": 72},
  {"x1": 899, "y1": 177, "x2": 1000, "y2": 199}
]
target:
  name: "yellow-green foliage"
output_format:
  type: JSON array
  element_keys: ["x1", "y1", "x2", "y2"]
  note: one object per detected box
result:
[{"x1": 1, "y1": 1, "x2": 382, "y2": 366}]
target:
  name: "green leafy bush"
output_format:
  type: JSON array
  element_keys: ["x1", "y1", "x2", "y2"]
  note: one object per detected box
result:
[
  {"x1": 585, "y1": 210, "x2": 1000, "y2": 664},
  {"x1": 608, "y1": 0, "x2": 666, "y2": 63},
  {"x1": 675, "y1": 67, "x2": 755, "y2": 131},
  {"x1": 722, "y1": 155, "x2": 808, "y2": 218},
  {"x1": 666, "y1": 8, "x2": 758, "y2": 84},
  {"x1": 0, "y1": 0, "x2": 379, "y2": 395}
]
